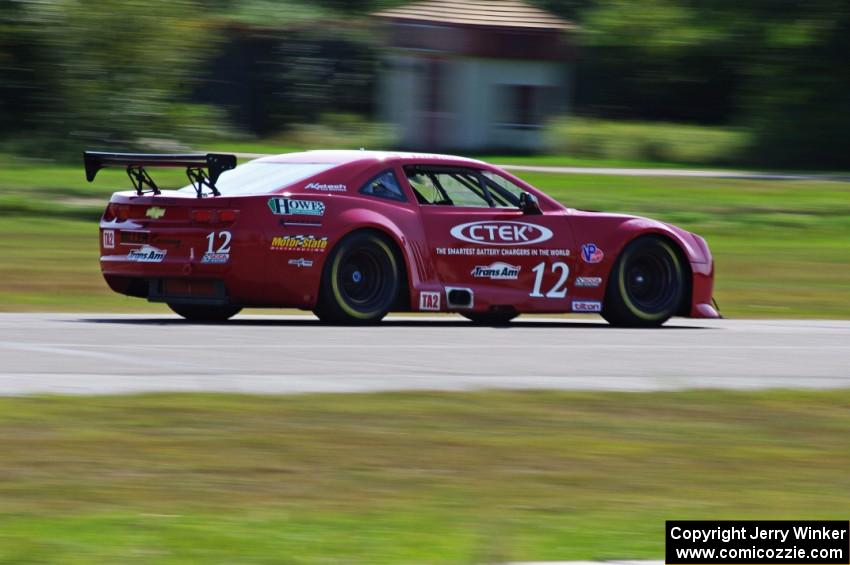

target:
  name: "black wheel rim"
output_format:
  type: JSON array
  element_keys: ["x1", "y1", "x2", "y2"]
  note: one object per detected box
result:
[
  {"x1": 624, "y1": 247, "x2": 678, "y2": 312},
  {"x1": 337, "y1": 247, "x2": 388, "y2": 310}
]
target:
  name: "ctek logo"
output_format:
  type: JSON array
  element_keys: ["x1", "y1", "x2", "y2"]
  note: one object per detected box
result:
[
  {"x1": 471, "y1": 262, "x2": 520, "y2": 280},
  {"x1": 145, "y1": 207, "x2": 166, "y2": 219},
  {"x1": 450, "y1": 221, "x2": 553, "y2": 246},
  {"x1": 305, "y1": 182, "x2": 346, "y2": 192},
  {"x1": 268, "y1": 197, "x2": 325, "y2": 216}
]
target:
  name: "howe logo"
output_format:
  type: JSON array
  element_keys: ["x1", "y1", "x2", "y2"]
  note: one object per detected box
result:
[{"x1": 450, "y1": 221, "x2": 553, "y2": 246}]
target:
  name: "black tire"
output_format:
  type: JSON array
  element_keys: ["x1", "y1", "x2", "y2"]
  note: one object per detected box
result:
[
  {"x1": 314, "y1": 231, "x2": 401, "y2": 324},
  {"x1": 602, "y1": 236, "x2": 686, "y2": 327},
  {"x1": 461, "y1": 311, "x2": 519, "y2": 325},
  {"x1": 168, "y1": 303, "x2": 242, "y2": 322}
]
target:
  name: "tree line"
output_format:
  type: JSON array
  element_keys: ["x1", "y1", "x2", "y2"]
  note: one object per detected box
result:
[{"x1": 1, "y1": 0, "x2": 848, "y2": 167}]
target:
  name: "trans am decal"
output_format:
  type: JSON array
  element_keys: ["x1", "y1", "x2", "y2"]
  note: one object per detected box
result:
[
  {"x1": 471, "y1": 262, "x2": 520, "y2": 280},
  {"x1": 268, "y1": 198, "x2": 325, "y2": 216},
  {"x1": 127, "y1": 245, "x2": 166, "y2": 263},
  {"x1": 450, "y1": 221, "x2": 553, "y2": 246},
  {"x1": 270, "y1": 235, "x2": 328, "y2": 252},
  {"x1": 581, "y1": 243, "x2": 604, "y2": 263}
]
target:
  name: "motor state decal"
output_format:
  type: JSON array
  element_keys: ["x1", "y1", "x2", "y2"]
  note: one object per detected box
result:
[
  {"x1": 268, "y1": 197, "x2": 325, "y2": 216},
  {"x1": 419, "y1": 291, "x2": 441, "y2": 311},
  {"x1": 471, "y1": 262, "x2": 520, "y2": 280},
  {"x1": 127, "y1": 245, "x2": 166, "y2": 263},
  {"x1": 270, "y1": 235, "x2": 329, "y2": 252},
  {"x1": 450, "y1": 221, "x2": 553, "y2": 246},
  {"x1": 581, "y1": 243, "x2": 604, "y2": 263},
  {"x1": 572, "y1": 300, "x2": 602, "y2": 312}
]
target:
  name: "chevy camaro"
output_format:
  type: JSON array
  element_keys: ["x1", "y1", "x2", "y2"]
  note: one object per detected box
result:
[{"x1": 85, "y1": 150, "x2": 719, "y2": 326}]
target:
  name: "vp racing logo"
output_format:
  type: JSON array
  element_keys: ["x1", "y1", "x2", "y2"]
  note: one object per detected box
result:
[
  {"x1": 581, "y1": 243, "x2": 604, "y2": 263},
  {"x1": 450, "y1": 221, "x2": 553, "y2": 246}
]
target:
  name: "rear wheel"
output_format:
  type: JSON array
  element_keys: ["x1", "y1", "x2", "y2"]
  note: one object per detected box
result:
[
  {"x1": 602, "y1": 236, "x2": 685, "y2": 327},
  {"x1": 168, "y1": 303, "x2": 242, "y2": 322},
  {"x1": 461, "y1": 311, "x2": 519, "y2": 325},
  {"x1": 314, "y1": 231, "x2": 401, "y2": 324}
]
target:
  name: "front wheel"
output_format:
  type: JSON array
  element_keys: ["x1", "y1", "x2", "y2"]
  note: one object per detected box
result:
[
  {"x1": 314, "y1": 231, "x2": 401, "y2": 324},
  {"x1": 168, "y1": 303, "x2": 242, "y2": 322},
  {"x1": 602, "y1": 236, "x2": 686, "y2": 327}
]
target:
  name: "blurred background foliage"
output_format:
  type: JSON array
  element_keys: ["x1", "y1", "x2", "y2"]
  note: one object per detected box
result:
[{"x1": 1, "y1": 0, "x2": 849, "y2": 167}]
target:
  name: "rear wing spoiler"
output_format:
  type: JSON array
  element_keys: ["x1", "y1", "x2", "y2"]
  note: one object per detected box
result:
[{"x1": 83, "y1": 151, "x2": 237, "y2": 198}]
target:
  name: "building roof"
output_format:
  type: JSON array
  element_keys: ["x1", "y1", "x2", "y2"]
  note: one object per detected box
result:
[{"x1": 374, "y1": 0, "x2": 574, "y2": 32}]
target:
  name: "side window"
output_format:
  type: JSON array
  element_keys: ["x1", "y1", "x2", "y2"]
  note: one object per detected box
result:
[
  {"x1": 359, "y1": 170, "x2": 407, "y2": 202},
  {"x1": 481, "y1": 171, "x2": 525, "y2": 208},
  {"x1": 404, "y1": 166, "x2": 492, "y2": 208}
]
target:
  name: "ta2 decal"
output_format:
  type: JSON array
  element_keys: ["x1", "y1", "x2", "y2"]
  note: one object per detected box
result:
[
  {"x1": 102, "y1": 229, "x2": 115, "y2": 249},
  {"x1": 419, "y1": 291, "x2": 441, "y2": 311}
]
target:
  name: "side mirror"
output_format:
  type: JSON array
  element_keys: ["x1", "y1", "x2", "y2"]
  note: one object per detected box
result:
[{"x1": 519, "y1": 192, "x2": 541, "y2": 215}]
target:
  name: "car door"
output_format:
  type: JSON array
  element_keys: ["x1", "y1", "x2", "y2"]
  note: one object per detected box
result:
[{"x1": 406, "y1": 165, "x2": 577, "y2": 312}]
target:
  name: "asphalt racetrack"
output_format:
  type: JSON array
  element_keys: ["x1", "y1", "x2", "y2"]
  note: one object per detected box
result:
[{"x1": 0, "y1": 313, "x2": 848, "y2": 395}]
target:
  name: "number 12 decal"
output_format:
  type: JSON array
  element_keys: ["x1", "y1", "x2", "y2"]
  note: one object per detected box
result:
[
  {"x1": 205, "y1": 231, "x2": 232, "y2": 254},
  {"x1": 530, "y1": 261, "x2": 570, "y2": 298}
]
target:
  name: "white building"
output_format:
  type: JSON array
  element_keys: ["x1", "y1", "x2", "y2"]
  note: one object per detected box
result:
[{"x1": 374, "y1": 0, "x2": 575, "y2": 152}]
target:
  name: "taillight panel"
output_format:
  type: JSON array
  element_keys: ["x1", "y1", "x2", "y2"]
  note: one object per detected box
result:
[{"x1": 191, "y1": 209, "x2": 238, "y2": 225}]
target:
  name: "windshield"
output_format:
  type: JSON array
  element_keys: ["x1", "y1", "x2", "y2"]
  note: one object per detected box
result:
[{"x1": 179, "y1": 162, "x2": 338, "y2": 196}]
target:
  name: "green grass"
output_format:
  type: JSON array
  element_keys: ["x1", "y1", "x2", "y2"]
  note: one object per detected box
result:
[
  {"x1": 544, "y1": 117, "x2": 751, "y2": 167},
  {"x1": 0, "y1": 390, "x2": 848, "y2": 563},
  {"x1": 0, "y1": 153, "x2": 848, "y2": 316}
]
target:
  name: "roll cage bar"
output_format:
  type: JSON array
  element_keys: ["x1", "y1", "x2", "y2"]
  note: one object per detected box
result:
[{"x1": 403, "y1": 165, "x2": 522, "y2": 208}]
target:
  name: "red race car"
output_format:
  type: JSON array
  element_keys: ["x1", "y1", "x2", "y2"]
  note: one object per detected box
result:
[{"x1": 85, "y1": 150, "x2": 719, "y2": 326}]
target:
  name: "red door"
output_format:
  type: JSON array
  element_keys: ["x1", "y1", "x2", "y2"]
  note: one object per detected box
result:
[{"x1": 403, "y1": 166, "x2": 576, "y2": 313}]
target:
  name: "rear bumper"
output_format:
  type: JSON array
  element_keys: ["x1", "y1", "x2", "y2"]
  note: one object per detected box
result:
[{"x1": 102, "y1": 255, "x2": 234, "y2": 306}]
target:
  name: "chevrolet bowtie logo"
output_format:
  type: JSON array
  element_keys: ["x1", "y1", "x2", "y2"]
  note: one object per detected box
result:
[{"x1": 146, "y1": 207, "x2": 166, "y2": 219}]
